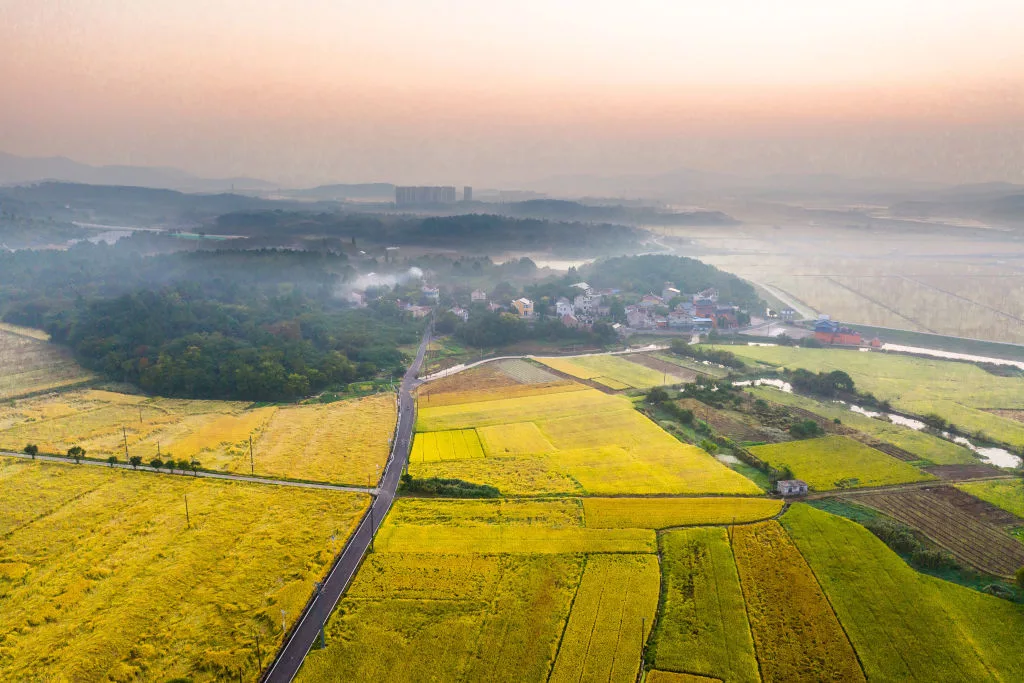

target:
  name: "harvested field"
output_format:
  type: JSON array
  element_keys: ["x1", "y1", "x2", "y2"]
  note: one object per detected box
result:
[
  {"x1": 922, "y1": 463, "x2": 1005, "y2": 480},
  {"x1": 987, "y1": 409, "x2": 1024, "y2": 424},
  {"x1": 732, "y1": 521, "x2": 865, "y2": 683},
  {"x1": 649, "y1": 528, "x2": 759, "y2": 682},
  {"x1": 421, "y1": 363, "x2": 522, "y2": 395},
  {"x1": 651, "y1": 353, "x2": 731, "y2": 378},
  {"x1": 627, "y1": 353, "x2": 698, "y2": 382},
  {"x1": 0, "y1": 327, "x2": 95, "y2": 399},
  {"x1": 749, "y1": 435, "x2": 934, "y2": 490},
  {"x1": 548, "y1": 554, "x2": 660, "y2": 683},
  {"x1": 855, "y1": 438, "x2": 917, "y2": 462},
  {"x1": 782, "y1": 503, "x2": 1024, "y2": 682},
  {"x1": 495, "y1": 358, "x2": 563, "y2": 383},
  {"x1": 920, "y1": 484, "x2": 1022, "y2": 526},
  {"x1": 680, "y1": 399, "x2": 770, "y2": 443},
  {"x1": 856, "y1": 487, "x2": 1024, "y2": 577},
  {"x1": 583, "y1": 497, "x2": 783, "y2": 529}
]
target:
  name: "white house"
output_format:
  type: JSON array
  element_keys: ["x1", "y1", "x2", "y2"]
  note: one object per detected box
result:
[
  {"x1": 421, "y1": 285, "x2": 440, "y2": 300},
  {"x1": 448, "y1": 306, "x2": 469, "y2": 322},
  {"x1": 471, "y1": 289, "x2": 488, "y2": 303},
  {"x1": 777, "y1": 479, "x2": 809, "y2": 496},
  {"x1": 555, "y1": 297, "x2": 574, "y2": 317}
]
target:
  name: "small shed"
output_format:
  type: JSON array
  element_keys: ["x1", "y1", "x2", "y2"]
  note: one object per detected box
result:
[{"x1": 777, "y1": 479, "x2": 809, "y2": 496}]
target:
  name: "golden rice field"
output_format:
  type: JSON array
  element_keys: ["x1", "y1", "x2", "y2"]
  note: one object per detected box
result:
[
  {"x1": 583, "y1": 497, "x2": 783, "y2": 529},
  {"x1": 732, "y1": 520, "x2": 865, "y2": 682},
  {"x1": 715, "y1": 345, "x2": 1024, "y2": 447},
  {"x1": 650, "y1": 528, "x2": 759, "y2": 682},
  {"x1": 297, "y1": 498, "x2": 660, "y2": 683},
  {"x1": 297, "y1": 553, "x2": 582, "y2": 683},
  {"x1": 536, "y1": 354, "x2": 688, "y2": 389},
  {"x1": 0, "y1": 390, "x2": 396, "y2": 484},
  {"x1": 412, "y1": 387, "x2": 761, "y2": 495},
  {"x1": 0, "y1": 459, "x2": 367, "y2": 682},
  {"x1": 409, "y1": 429, "x2": 485, "y2": 462},
  {"x1": 749, "y1": 435, "x2": 934, "y2": 491},
  {"x1": 782, "y1": 503, "x2": 1024, "y2": 682},
  {"x1": 0, "y1": 326, "x2": 95, "y2": 400},
  {"x1": 548, "y1": 554, "x2": 659, "y2": 683}
]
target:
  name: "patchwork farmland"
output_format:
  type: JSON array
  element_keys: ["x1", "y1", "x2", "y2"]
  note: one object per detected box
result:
[
  {"x1": 4, "y1": 337, "x2": 1023, "y2": 682},
  {"x1": 749, "y1": 435, "x2": 935, "y2": 491},
  {"x1": 0, "y1": 389, "x2": 396, "y2": 485}
]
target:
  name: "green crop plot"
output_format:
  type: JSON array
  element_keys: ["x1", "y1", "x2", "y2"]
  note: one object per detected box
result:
[
  {"x1": 649, "y1": 528, "x2": 759, "y2": 682},
  {"x1": 782, "y1": 504, "x2": 1024, "y2": 682}
]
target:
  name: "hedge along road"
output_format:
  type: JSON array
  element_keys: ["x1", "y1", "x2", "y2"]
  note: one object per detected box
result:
[
  {"x1": 263, "y1": 325, "x2": 431, "y2": 683},
  {"x1": 0, "y1": 450, "x2": 377, "y2": 494}
]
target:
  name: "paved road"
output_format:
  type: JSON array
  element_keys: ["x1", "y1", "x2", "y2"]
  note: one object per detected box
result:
[
  {"x1": 263, "y1": 326, "x2": 431, "y2": 683},
  {"x1": 0, "y1": 450, "x2": 376, "y2": 494}
]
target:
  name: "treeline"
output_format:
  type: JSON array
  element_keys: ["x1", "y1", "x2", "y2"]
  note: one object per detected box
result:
[
  {"x1": 1, "y1": 244, "x2": 421, "y2": 401},
  {"x1": 451, "y1": 311, "x2": 617, "y2": 348},
  {"x1": 215, "y1": 211, "x2": 645, "y2": 253},
  {"x1": 669, "y1": 340, "x2": 746, "y2": 369},
  {"x1": 579, "y1": 254, "x2": 762, "y2": 309}
]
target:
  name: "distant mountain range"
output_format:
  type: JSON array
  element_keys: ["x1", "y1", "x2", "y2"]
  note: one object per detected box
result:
[{"x1": 0, "y1": 152, "x2": 277, "y2": 193}]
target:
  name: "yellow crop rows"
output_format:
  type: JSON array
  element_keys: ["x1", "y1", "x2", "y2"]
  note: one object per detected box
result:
[
  {"x1": 732, "y1": 521, "x2": 865, "y2": 682},
  {"x1": 412, "y1": 387, "x2": 761, "y2": 495},
  {"x1": 0, "y1": 390, "x2": 396, "y2": 484},
  {"x1": 410, "y1": 429, "x2": 485, "y2": 462},
  {"x1": 549, "y1": 554, "x2": 660, "y2": 683},
  {"x1": 583, "y1": 497, "x2": 783, "y2": 529},
  {"x1": 0, "y1": 460, "x2": 367, "y2": 682},
  {"x1": 477, "y1": 421, "x2": 555, "y2": 456}
]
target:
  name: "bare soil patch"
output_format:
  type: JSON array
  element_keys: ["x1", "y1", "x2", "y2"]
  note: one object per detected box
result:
[
  {"x1": 923, "y1": 464, "x2": 1007, "y2": 480},
  {"x1": 858, "y1": 487, "x2": 1024, "y2": 577},
  {"x1": 627, "y1": 354, "x2": 697, "y2": 382}
]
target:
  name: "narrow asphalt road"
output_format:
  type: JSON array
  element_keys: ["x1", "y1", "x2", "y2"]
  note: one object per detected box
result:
[
  {"x1": 262, "y1": 325, "x2": 430, "y2": 683},
  {"x1": 0, "y1": 451, "x2": 376, "y2": 494}
]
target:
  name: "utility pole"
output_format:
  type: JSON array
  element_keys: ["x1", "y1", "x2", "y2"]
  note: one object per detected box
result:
[
  {"x1": 139, "y1": 406, "x2": 143, "y2": 423},
  {"x1": 254, "y1": 631, "x2": 263, "y2": 670},
  {"x1": 184, "y1": 494, "x2": 191, "y2": 529},
  {"x1": 123, "y1": 426, "x2": 129, "y2": 459},
  {"x1": 249, "y1": 435, "x2": 254, "y2": 475}
]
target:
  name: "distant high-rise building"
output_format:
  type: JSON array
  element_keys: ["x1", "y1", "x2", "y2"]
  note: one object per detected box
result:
[
  {"x1": 463, "y1": 186, "x2": 473, "y2": 202},
  {"x1": 395, "y1": 186, "x2": 456, "y2": 206}
]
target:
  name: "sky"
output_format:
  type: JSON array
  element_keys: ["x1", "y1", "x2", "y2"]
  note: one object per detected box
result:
[{"x1": 2, "y1": 0, "x2": 1023, "y2": 188}]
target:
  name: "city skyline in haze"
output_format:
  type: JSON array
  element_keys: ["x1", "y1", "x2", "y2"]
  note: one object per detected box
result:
[{"x1": 3, "y1": 1, "x2": 1024, "y2": 188}]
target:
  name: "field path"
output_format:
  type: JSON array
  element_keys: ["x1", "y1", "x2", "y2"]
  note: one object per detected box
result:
[{"x1": 262, "y1": 324, "x2": 431, "y2": 683}]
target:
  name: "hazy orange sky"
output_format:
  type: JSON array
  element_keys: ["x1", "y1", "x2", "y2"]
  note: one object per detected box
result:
[{"x1": 2, "y1": 1, "x2": 1023, "y2": 187}]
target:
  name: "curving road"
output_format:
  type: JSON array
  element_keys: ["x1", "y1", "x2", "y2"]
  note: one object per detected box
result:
[{"x1": 262, "y1": 326, "x2": 430, "y2": 682}]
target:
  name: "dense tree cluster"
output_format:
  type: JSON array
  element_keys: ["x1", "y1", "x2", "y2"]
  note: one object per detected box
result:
[
  {"x1": 453, "y1": 311, "x2": 616, "y2": 348},
  {"x1": 580, "y1": 255, "x2": 762, "y2": 310},
  {"x1": 0, "y1": 244, "x2": 420, "y2": 401}
]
